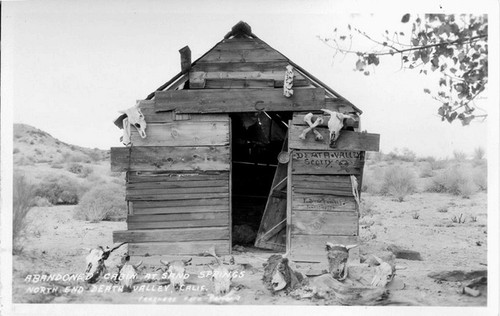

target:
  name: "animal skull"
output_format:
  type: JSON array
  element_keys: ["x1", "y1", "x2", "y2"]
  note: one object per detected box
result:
[
  {"x1": 160, "y1": 258, "x2": 192, "y2": 291},
  {"x1": 205, "y1": 247, "x2": 233, "y2": 295},
  {"x1": 370, "y1": 255, "x2": 396, "y2": 288},
  {"x1": 84, "y1": 242, "x2": 126, "y2": 283},
  {"x1": 119, "y1": 103, "x2": 147, "y2": 139},
  {"x1": 325, "y1": 243, "x2": 358, "y2": 281},
  {"x1": 118, "y1": 255, "x2": 142, "y2": 292},
  {"x1": 263, "y1": 254, "x2": 302, "y2": 293},
  {"x1": 321, "y1": 109, "x2": 355, "y2": 148}
]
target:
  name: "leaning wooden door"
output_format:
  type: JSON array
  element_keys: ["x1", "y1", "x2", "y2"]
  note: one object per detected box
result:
[{"x1": 254, "y1": 137, "x2": 289, "y2": 251}]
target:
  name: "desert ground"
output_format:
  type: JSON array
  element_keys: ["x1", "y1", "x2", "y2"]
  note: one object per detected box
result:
[{"x1": 11, "y1": 124, "x2": 488, "y2": 305}]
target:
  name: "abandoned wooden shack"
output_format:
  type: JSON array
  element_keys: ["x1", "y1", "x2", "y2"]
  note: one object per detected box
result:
[{"x1": 111, "y1": 21, "x2": 379, "y2": 264}]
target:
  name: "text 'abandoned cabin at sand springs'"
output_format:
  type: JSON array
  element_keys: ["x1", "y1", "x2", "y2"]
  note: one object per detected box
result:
[{"x1": 110, "y1": 21, "x2": 380, "y2": 264}]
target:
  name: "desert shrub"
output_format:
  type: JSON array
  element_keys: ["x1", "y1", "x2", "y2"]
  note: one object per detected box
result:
[
  {"x1": 13, "y1": 148, "x2": 20, "y2": 154},
  {"x1": 74, "y1": 183, "x2": 127, "y2": 222},
  {"x1": 472, "y1": 166, "x2": 487, "y2": 191},
  {"x1": 34, "y1": 175, "x2": 87, "y2": 205},
  {"x1": 32, "y1": 196, "x2": 52, "y2": 207},
  {"x1": 387, "y1": 147, "x2": 417, "y2": 162},
  {"x1": 453, "y1": 150, "x2": 467, "y2": 161},
  {"x1": 80, "y1": 165, "x2": 94, "y2": 178},
  {"x1": 473, "y1": 147, "x2": 485, "y2": 160},
  {"x1": 379, "y1": 165, "x2": 416, "y2": 201},
  {"x1": 50, "y1": 162, "x2": 64, "y2": 169},
  {"x1": 361, "y1": 165, "x2": 384, "y2": 194},
  {"x1": 13, "y1": 174, "x2": 36, "y2": 254},
  {"x1": 419, "y1": 163, "x2": 434, "y2": 178},
  {"x1": 426, "y1": 166, "x2": 478, "y2": 198},
  {"x1": 67, "y1": 163, "x2": 84, "y2": 174},
  {"x1": 430, "y1": 159, "x2": 448, "y2": 170},
  {"x1": 417, "y1": 155, "x2": 436, "y2": 163}
]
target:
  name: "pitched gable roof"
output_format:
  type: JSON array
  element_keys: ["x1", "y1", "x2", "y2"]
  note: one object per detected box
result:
[{"x1": 146, "y1": 21, "x2": 362, "y2": 114}]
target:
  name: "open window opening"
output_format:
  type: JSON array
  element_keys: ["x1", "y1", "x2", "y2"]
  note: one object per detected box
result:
[{"x1": 230, "y1": 112, "x2": 292, "y2": 247}]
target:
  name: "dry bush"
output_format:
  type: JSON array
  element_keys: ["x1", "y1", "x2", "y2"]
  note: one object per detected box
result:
[
  {"x1": 430, "y1": 159, "x2": 448, "y2": 170},
  {"x1": 380, "y1": 165, "x2": 417, "y2": 201},
  {"x1": 473, "y1": 146, "x2": 485, "y2": 160},
  {"x1": 361, "y1": 165, "x2": 384, "y2": 194},
  {"x1": 453, "y1": 150, "x2": 467, "y2": 161},
  {"x1": 419, "y1": 162, "x2": 434, "y2": 178},
  {"x1": 426, "y1": 166, "x2": 478, "y2": 198},
  {"x1": 74, "y1": 183, "x2": 127, "y2": 222},
  {"x1": 13, "y1": 174, "x2": 36, "y2": 254},
  {"x1": 472, "y1": 166, "x2": 487, "y2": 191},
  {"x1": 34, "y1": 175, "x2": 88, "y2": 205}
]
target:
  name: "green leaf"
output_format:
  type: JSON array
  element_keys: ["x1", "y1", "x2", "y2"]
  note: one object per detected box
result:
[
  {"x1": 401, "y1": 14, "x2": 410, "y2": 23},
  {"x1": 423, "y1": 88, "x2": 431, "y2": 94}
]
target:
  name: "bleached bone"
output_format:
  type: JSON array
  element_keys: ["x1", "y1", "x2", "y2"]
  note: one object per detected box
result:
[
  {"x1": 118, "y1": 256, "x2": 142, "y2": 292},
  {"x1": 283, "y1": 65, "x2": 294, "y2": 98},
  {"x1": 370, "y1": 255, "x2": 395, "y2": 288},
  {"x1": 116, "y1": 102, "x2": 147, "y2": 146},
  {"x1": 299, "y1": 113, "x2": 324, "y2": 140},
  {"x1": 325, "y1": 243, "x2": 358, "y2": 281},
  {"x1": 204, "y1": 247, "x2": 232, "y2": 295},
  {"x1": 160, "y1": 258, "x2": 192, "y2": 291},
  {"x1": 84, "y1": 242, "x2": 126, "y2": 284},
  {"x1": 321, "y1": 109, "x2": 355, "y2": 148}
]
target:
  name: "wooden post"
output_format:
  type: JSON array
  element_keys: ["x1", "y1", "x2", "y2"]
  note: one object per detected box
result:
[{"x1": 179, "y1": 46, "x2": 191, "y2": 73}]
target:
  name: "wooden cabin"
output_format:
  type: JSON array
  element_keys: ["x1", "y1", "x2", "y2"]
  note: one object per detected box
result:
[{"x1": 111, "y1": 21, "x2": 379, "y2": 264}]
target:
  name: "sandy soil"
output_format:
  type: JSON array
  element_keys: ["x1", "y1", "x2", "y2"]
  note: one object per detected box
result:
[{"x1": 12, "y1": 190, "x2": 487, "y2": 306}]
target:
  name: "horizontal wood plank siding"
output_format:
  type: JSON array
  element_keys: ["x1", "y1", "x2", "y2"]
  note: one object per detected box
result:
[
  {"x1": 291, "y1": 211, "x2": 358, "y2": 236},
  {"x1": 292, "y1": 193, "x2": 356, "y2": 212},
  {"x1": 196, "y1": 47, "x2": 286, "y2": 63},
  {"x1": 129, "y1": 240, "x2": 230, "y2": 256},
  {"x1": 128, "y1": 216, "x2": 228, "y2": 230},
  {"x1": 114, "y1": 227, "x2": 230, "y2": 243},
  {"x1": 130, "y1": 121, "x2": 229, "y2": 147},
  {"x1": 191, "y1": 61, "x2": 290, "y2": 73},
  {"x1": 127, "y1": 171, "x2": 229, "y2": 183},
  {"x1": 111, "y1": 146, "x2": 230, "y2": 172},
  {"x1": 154, "y1": 88, "x2": 326, "y2": 113}
]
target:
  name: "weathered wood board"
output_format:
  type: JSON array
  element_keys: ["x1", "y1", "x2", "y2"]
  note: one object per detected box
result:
[
  {"x1": 291, "y1": 211, "x2": 358, "y2": 235},
  {"x1": 126, "y1": 187, "x2": 228, "y2": 201},
  {"x1": 127, "y1": 171, "x2": 229, "y2": 183},
  {"x1": 196, "y1": 47, "x2": 286, "y2": 63},
  {"x1": 189, "y1": 72, "x2": 309, "y2": 89},
  {"x1": 111, "y1": 146, "x2": 230, "y2": 172},
  {"x1": 130, "y1": 121, "x2": 229, "y2": 147},
  {"x1": 191, "y1": 61, "x2": 290, "y2": 73},
  {"x1": 136, "y1": 101, "x2": 230, "y2": 123},
  {"x1": 291, "y1": 150, "x2": 365, "y2": 175},
  {"x1": 128, "y1": 215, "x2": 228, "y2": 230},
  {"x1": 154, "y1": 88, "x2": 326, "y2": 113},
  {"x1": 129, "y1": 240, "x2": 230, "y2": 256},
  {"x1": 114, "y1": 227, "x2": 229, "y2": 243},
  {"x1": 292, "y1": 193, "x2": 356, "y2": 212},
  {"x1": 131, "y1": 203, "x2": 228, "y2": 215},
  {"x1": 290, "y1": 126, "x2": 380, "y2": 151},
  {"x1": 128, "y1": 212, "x2": 228, "y2": 223}
]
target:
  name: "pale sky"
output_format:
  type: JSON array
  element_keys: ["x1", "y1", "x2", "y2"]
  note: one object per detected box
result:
[{"x1": 2, "y1": 0, "x2": 499, "y2": 159}]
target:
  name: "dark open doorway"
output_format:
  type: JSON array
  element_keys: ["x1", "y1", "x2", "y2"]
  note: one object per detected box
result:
[{"x1": 230, "y1": 112, "x2": 292, "y2": 247}]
